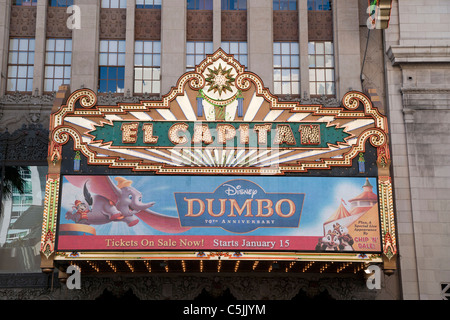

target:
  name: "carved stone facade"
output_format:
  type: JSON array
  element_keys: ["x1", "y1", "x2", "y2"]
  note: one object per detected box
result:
[
  {"x1": 46, "y1": 7, "x2": 72, "y2": 39},
  {"x1": 100, "y1": 8, "x2": 127, "y2": 39},
  {"x1": 0, "y1": 273, "x2": 395, "y2": 300},
  {"x1": 0, "y1": 124, "x2": 49, "y2": 165},
  {"x1": 273, "y1": 11, "x2": 299, "y2": 41},
  {"x1": 0, "y1": 92, "x2": 54, "y2": 134},
  {"x1": 135, "y1": 9, "x2": 161, "y2": 40},
  {"x1": 221, "y1": 11, "x2": 247, "y2": 41},
  {"x1": 308, "y1": 11, "x2": 333, "y2": 41},
  {"x1": 9, "y1": 6, "x2": 36, "y2": 38},
  {"x1": 186, "y1": 10, "x2": 213, "y2": 41}
]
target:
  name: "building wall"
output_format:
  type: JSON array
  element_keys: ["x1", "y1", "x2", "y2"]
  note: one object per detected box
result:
[
  {"x1": 2, "y1": 0, "x2": 449, "y2": 300},
  {"x1": 384, "y1": 0, "x2": 450, "y2": 300}
]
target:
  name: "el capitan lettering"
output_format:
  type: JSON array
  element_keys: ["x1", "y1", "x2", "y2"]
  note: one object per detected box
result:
[{"x1": 89, "y1": 121, "x2": 350, "y2": 149}]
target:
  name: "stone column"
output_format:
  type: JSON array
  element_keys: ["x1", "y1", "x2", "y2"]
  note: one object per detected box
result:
[
  {"x1": 71, "y1": 0, "x2": 100, "y2": 91},
  {"x1": 298, "y1": 0, "x2": 309, "y2": 98},
  {"x1": 333, "y1": 0, "x2": 362, "y2": 97},
  {"x1": 247, "y1": 0, "x2": 273, "y2": 91},
  {"x1": 0, "y1": 0, "x2": 11, "y2": 96},
  {"x1": 161, "y1": 0, "x2": 186, "y2": 94},
  {"x1": 32, "y1": 0, "x2": 48, "y2": 95},
  {"x1": 213, "y1": 0, "x2": 221, "y2": 51},
  {"x1": 124, "y1": 0, "x2": 135, "y2": 95}
]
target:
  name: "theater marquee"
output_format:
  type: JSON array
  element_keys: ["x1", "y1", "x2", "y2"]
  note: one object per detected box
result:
[{"x1": 41, "y1": 49, "x2": 397, "y2": 272}]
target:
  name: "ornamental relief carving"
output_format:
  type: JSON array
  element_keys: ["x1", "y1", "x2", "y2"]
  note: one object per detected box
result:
[
  {"x1": 221, "y1": 11, "x2": 247, "y2": 41},
  {"x1": 9, "y1": 6, "x2": 37, "y2": 37},
  {"x1": 273, "y1": 11, "x2": 298, "y2": 41},
  {"x1": 135, "y1": 9, "x2": 161, "y2": 40},
  {"x1": 100, "y1": 8, "x2": 127, "y2": 39},
  {"x1": 46, "y1": 7, "x2": 72, "y2": 38},
  {"x1": 308, "y1": 11, "x2": 333, "y2": 41},
  {"x1": 186, "y1": 10, "x2": 213, "y2": 41},
  {"x1": 0, "y1": 274, "x2": 380, "y2": 300}
]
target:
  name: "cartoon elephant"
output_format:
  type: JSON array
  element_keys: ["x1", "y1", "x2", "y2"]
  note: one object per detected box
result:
[
  {"x1": 64, "y1": 176, "x2": 189, "y2": 233},
  {"x1": 79, "y1": 177, "x2": 154, "y2": 226}
]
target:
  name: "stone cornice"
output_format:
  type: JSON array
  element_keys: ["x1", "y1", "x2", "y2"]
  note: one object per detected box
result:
[
  {"x1": 401, "y1": 87, "x2": 450, "y2": 111},
  {"x1": 387, "y1": 45, "x2": 450, "y2": 65},
  {"x1": 0, "y1": 91, "x2": 56, "y2": 105}
]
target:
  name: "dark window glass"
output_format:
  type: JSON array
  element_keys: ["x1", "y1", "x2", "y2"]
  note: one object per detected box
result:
[
  {"x1": 307, "y1": 0, "x2": 331, "y2": 11},
  {"x1": 273, "y1": 0, "x2": 297, "y2": 11},
  {"x1": 221, "y1": 0, "x2": 246, "y2": 10},
  {"x1": 12, "y1": 0, "x2": 37, "y2": 6},
  {"x1": 136, "y1": 0, "x2": 161, "y2": 9},
  {"x1": 187, "y1": 0, "x2": 213, "y2": 10},
  {"x1": 48, "y1": 0, "x2": 73, "y2": 7}
]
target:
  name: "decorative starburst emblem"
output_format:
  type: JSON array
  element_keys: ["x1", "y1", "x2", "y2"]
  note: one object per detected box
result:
[{"x1": 205, "y1": 64, "x2": 235, "y2": 96}]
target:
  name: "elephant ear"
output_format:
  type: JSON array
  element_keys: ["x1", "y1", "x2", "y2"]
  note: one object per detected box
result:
[
  {"x1": 64, "y1": 176, "x2": 119, "y2": 204},
  {"x1": 135, "y1": 209, "x2": 190, "y2": 234}
]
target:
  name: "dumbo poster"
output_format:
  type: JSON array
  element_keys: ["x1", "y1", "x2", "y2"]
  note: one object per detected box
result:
[{"x1": 57, "y1": 175, "x2": 382, "y2": 253}]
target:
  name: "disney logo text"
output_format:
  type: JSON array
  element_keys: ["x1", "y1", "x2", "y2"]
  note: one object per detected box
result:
[{"x1": 223, "y1": 184, "x2": 258, "y2": 198}]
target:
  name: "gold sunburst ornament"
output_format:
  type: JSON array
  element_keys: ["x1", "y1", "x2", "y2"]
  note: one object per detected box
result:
[{"x1": 205, "y1": 64, "x2": 235, "y2": 96}]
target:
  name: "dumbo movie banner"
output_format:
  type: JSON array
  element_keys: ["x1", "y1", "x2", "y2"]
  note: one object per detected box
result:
[{"x1": 56, "y1": 175, "x2": 382, "y2": 253}]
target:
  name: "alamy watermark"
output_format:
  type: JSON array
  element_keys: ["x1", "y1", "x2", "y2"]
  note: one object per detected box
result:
[
  {"x1": 67, "y1": 5, "x2": 81, "y2": 30},
  {"x1": 365, "y1": 265, "x2": 381, "y2": 290},
  {"x1": 66, "y1": 265, "x2": 81, "y2": 290}
]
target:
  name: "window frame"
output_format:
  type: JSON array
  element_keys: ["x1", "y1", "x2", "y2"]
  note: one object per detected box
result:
[
  {"x1": 48, "y1": 0, "x2": 73, "y2": 7},
  {"x1": 136, "y1": 0, "x2": 161, "y2": 9},
  {"x1": 6, "y1": 38, "x2": 35, "y2": 93},
  {"x1": 101, "y1": 0, "x2": 127, "y2": 9},
  {"x1": 134, "y1": 40, "x2": 161, "y2": 94},
  {"x1": 221, "y1": 0, "x2": 247, "y2": 10},
  {"x1": 98, "y1": 39, "x2": 126, "y2": 94},
  {"x1": 187, "y1": 0, "x2": 213, "y2": 10},
  {"x1": 273, "y1": 41, "x2": 300, "y2": 96},
  {"x1": 12, "y1": 0, "x2": 37, "y2": 6},
  {"x1": 307, "y1": 0, "x2": 331, "y2": 11},
  {"x1": 273, "y1": 0, "x2": 297, "y2": 11},
  {"x1": 308, "y1": 41, "x2": 335, "y2": 97},
  {"x1": 221, "y1": 41, "x2": 248, "y2": 67},
  {"x1": 44, "y1": 38, "x2": 72, "y2": 93},
  {"x1": 186, "y1": 41, "x2": 214, "y2": 72}
]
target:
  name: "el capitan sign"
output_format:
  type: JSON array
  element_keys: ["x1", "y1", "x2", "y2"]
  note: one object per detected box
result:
[{"x1": 41, "y1": 49, "x2": 397, "y2": 271}]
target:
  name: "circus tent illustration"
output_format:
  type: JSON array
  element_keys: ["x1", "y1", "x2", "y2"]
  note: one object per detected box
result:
[{"x1": 321, "y1": 178, "x2": 381, "y2": 251}]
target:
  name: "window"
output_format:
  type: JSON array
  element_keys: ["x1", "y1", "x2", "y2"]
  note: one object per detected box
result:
[
  {"x1": 186, "y1": 41, "x2": 213, "y2": 72},
  {"x1": 273, "y1": 0, "x2": 297, "y2": 10},
  {"x1": 48, "y1": 0, "x2": 73, "y2": 6},
  {"x1": 12, "y1": 0, "x2": 37, "y2": 6},
  {"x1": 273, "y1": 42, "x2": 300, "y2": 95},
  {"x1": 187, "y1": 0, "x2": 213, "y2": 10},
  {"x1": 99, "y1": 40, "x2": 125, "y2": 93},
  {"x1": 134, "y1": 40, "x2": 161, "y2": 94},
  {"x1": 7, "y1": 38, "x2": 35, "y2": 92},
  {"x1": 221, "y1": 41, "x2": 247, "y2": 66},
  {"x1": 222, "y1": 0, "x2": 246, "y2": 10},
  {"x1": 307, "y1": 0, "x2": 331, "y2": 11},
  {"x1": 101, "y1": 0, "x2": 127, "y2": 8},
  {"x1": 136, "y1": 0, "x2": 161, "y2": 9},
  {"x1": 308, "y1": 41, "x2": 335, "y2": 96},
  {"x1": 44, "y1": 39, "x2": 72, "y2": 92}
]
